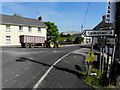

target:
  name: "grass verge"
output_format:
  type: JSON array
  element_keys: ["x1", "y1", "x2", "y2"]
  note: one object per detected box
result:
[{"x1": 80, "y1": 69, "x2": 109, "y2": 88}]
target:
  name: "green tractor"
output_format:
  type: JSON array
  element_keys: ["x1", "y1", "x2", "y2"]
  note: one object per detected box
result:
[{"x1": 45, "y1": 36, "x2": 61, "y2": 48}]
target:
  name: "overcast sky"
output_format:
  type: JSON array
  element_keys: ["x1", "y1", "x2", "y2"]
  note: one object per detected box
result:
[{"x1": 1, "y1": 2, "x2": 107, "y2": 32}]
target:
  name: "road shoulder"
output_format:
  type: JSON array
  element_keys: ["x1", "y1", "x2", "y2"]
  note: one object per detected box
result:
[{"x1": 36, "y1": 48, "x2": 93, "y2": 88}]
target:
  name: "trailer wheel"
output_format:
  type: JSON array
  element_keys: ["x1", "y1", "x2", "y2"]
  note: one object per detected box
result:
[
  {"x1": 49, "y1": 42, "x2": 55, "y2": 48},
  {"x1": 30, "y1": 44, "x2": 34, "y2": 48},
  {"x1": 25, "y1": 43, "x2": 30, "y2": 48}
]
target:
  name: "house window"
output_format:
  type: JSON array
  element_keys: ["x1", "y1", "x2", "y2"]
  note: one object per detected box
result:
[
  {"x1": 38, "y1": 27, "x2": 41, "y2": 32},
  {"x1": 6, "y1": 36, "x2": 11, "y2": 44},
  {"x1": 19, "y1": 26, "x2": 23, "y2": 32},
  {"x1": 6, "y1": 25, "x2": 10, "y2": 31},
  {"x1": 28, "y1": 27, "x2": 32, "y2": 32}
]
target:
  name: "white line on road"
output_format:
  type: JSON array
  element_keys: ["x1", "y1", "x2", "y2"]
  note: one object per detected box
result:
[{"x1": 32, "y1": 52, "x2": 71, "y2": 90}]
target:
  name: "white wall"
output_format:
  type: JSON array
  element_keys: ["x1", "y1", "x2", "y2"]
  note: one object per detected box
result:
[
  {"x1": 0, "y1": 24, "x2": 46, "y2": 46},
  {"x1": 82, "y1": 35, "x2": 92, "y2": 44}
]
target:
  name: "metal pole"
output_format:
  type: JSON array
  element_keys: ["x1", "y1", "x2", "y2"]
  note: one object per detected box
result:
[
  {"x1": 99, "y1": 47, "x2": 102, "y2": 73},
  {"x1": 102, "y1": 47, "x2": 105, "y2": 75},
  {"x1": 81, "y1": 25, "x2": 83, "y2": 32},
  {"x1": 111, "y1": 44, "x2": 116, "y2": 64},
  {"x1": 105, "y1": 45, "x2": 110, "y2": 78},
  {"x1": 91, "y1": 37, "x2": 94, "y2": 52},
  {"x1": 87, "y1": 37, "x2": 94, "y2": 75},
  {"x1": 109, "y1": 44, "x2": 116, "y2": 84}
]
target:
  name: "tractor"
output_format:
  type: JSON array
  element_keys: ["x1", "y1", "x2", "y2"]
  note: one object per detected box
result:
[{"x1": 45, "y1": 36, "x2": 61, "y2": 48}]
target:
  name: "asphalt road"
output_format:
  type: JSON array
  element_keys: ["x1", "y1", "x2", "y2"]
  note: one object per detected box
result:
[{"x1": 2, "y1": 45, "x2": 88, "y2": 88}]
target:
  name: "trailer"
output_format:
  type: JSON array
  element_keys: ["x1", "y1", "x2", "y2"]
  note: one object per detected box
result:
[
  {"x1": 19, "y1": 35, "x2": 45, "y2": 48},
  {"x1": 20, "y1": 35, "x2": 61, "y2": 48}
]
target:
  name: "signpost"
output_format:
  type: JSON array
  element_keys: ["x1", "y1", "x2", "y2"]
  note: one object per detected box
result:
[
  {"x1": 87, "y1": 52, "x2": 94, "y2": 63},
  {"x1": 82, "y1": 30, "x2": 114, "y2": 37},
  {"x1": 82, "y1": 29, "x2": 115, "y2": 77},
  {"x1": 106, "y1": 38, "x2": 117, "y2": 45},
  {"x1": 98, "y1": 38, "x2": 106, "y2": 47},
  {"x1": 87, "y1": 52, "x2": 94, "y2": 75}
]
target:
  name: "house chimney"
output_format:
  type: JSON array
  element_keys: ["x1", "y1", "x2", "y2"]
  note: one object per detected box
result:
[
  {"x1": 38, "y1": 16, "x2": 42, "y2": 21},
  {"x1": 102, "y1": 15, "x2": 106, "y2": 21}
]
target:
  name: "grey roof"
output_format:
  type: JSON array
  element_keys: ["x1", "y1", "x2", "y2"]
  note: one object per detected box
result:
[
  {"x1": 0, "y1": 14, "x2": 47, "y2": 28},
  {"x1": 93, "y1": 20, "x2": 113, "y2": 30}
]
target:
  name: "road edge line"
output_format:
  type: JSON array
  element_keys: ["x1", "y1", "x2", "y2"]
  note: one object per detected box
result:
[{"x1": 32, "y1": 52, "x2": 71, "y2": 90}]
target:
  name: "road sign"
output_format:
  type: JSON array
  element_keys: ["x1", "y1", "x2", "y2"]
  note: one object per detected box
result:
[
  {"x1": 82, "y1": 30, "x2": 114, "y2": 37},
  {"x1": 106, "y1": 38, "x2": 117, "y2": 45},
  {"x1": 98, "y1": 38, "x2": 106, "y2": 47}
]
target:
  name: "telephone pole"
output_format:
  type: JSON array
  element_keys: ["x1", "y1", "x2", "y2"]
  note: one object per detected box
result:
[
  {"x1": 115, "y1": 1, "x2": 120, "y2": 60},
  {"x1": 111, "y1": 1, "x2": 120, "y2": 87},
  {"x1": 81, "y1": 25, "x2": 83, "y2": 32}
]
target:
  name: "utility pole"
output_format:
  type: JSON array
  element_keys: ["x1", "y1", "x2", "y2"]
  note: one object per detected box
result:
[
  {"x1": 111, "y1": 1, "x2": 120, "y2": 87},
  {"x1": 81, "y1": 25, "x2": 83, "y2": 32},
  {"x1": 115, "y1": 1, "x2": 120, "y2": 60}
]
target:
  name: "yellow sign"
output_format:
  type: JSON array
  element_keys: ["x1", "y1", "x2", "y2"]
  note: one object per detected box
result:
[{"x1": 87, "y1": 52, "x2": 94, "y2": 63}]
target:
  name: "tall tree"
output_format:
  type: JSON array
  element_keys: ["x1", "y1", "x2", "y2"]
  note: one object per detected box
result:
[{"x1": 44, "y1": 22, "x2": 60, "y2": 39}]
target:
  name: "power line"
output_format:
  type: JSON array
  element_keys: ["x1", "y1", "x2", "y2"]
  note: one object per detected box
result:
[
  {"x1": 2, "y1": 2, "x2": 32, "y2": 8},
  {"x1": 82, "y1": 0, "x2": 91, "y2": 27},
  {"x1": 2, "y1": 2, "x2": 41, "y2": 19}
]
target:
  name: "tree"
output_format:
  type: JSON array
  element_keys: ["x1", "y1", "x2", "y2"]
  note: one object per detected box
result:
[
  {"x1": 66, "y1": 34, "x2": 71, "y2": 37},
  {"x1": 13, "y1": 13, "x2": 22, "y2": 17},
  {"x1": 66, "y1": 37, "x2": 73, "y2": 43},
  {"x1": 74, "y1": 36, "x2": 84, "y2": 44},
  {"x1": 60, "y1": 32, "x2": 64, "y2": 37},
  {"x1": 44, "y1": 22, "x2": 60, "y2": 39}
]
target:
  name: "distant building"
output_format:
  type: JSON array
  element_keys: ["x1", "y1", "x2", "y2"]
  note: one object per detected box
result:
[
  {"x1": 93, "y1": 15, "x2": 114, "y2": 30},
  {"x1": 62, "y1": 31, "x2": 81, "y2": 36},
  {"x1": 0, "y1": 14, "x2": 47, "y2": 46},
  {"x1": 93, "y1": 15, "x2": 114, "y2": 47}
]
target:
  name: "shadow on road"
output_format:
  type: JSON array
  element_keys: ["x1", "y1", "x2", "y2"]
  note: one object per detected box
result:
[{"x1": 16, "y1": 57, "x2": 84, "y2": 80}]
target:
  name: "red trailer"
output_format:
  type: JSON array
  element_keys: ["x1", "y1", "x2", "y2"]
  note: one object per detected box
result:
[{"x1": 19, "y1": 35, "x2": 45, "y2": 48}]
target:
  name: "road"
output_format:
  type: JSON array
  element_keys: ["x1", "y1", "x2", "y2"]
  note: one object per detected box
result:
[{"x1": 2, "y1": 45, "x2": 92, "y2": 89}]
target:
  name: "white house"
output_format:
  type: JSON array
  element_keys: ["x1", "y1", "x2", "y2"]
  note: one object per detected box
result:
[{"x1": 0, "y1": 14, "x2": 47, "y2": 46}]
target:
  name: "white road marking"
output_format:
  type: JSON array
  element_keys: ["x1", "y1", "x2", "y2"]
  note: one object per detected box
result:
[
  {"x1": 53, "y1": 51, "x2": 62, "y2": 53},
  {"x1": 32, "y1": 52, "x2": 71, "y2": 90},
  {"x1": 16, "y1": 74, "x2": 19, "y2": 77}
]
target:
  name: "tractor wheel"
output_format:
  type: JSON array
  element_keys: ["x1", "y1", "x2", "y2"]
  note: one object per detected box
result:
[
  {"x1": 49, "y1": 42, "x2": 55, "y2": 48},
  {"x1": 25, "y1": 43, "x2": 30, "y2": 48},
  {"x1": 30, "y1": 44, "x2": 35, "y2": 48},
  {"x1": 57, "y1": 43, "x2": 61, "y2": 48}
]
